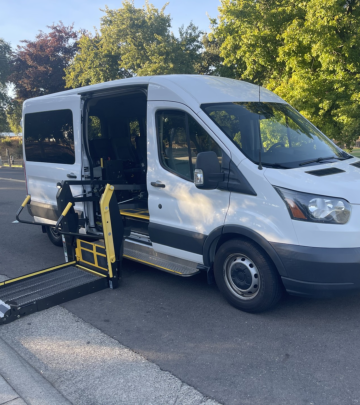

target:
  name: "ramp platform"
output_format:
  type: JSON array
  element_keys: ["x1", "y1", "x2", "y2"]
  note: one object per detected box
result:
[
  {"x1": 0, "y1": 263, "x2": 108, "y2": 325},
  {"x1": 1, "y1": 181, "x2": 127, "y2": 325}
]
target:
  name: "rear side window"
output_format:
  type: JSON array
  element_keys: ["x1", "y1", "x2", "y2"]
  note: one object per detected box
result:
[{"x1": 24, "y1": 109, "x2": 75, "y2": 164}]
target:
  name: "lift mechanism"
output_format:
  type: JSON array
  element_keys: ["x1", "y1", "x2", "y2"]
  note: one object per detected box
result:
[{"x1": 0, "y1": 180, "x2": 137, "y2": 325}]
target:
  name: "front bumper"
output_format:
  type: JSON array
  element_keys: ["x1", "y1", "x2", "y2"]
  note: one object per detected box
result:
[{"x1": 271, "y1": 243, "x2": 360, "y2": 297}]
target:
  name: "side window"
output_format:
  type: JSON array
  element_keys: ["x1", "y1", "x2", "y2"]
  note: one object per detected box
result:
[
  {"x1": 187, "y1": 114, "x2": 222, "y2": 167},
  {"x1": 156, "y1": 110, "x2": 222, "y2": 181},
  {"x1": 25, "y1": 109, "x2": 75, "y2": 164},
  {"x1": 156, "y1": 110, "x2": 192, "y2": 180}
]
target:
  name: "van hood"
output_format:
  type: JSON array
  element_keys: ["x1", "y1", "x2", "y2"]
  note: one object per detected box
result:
[{"x1": 264, "y1": 158, "x2": 360, "y2": 204}]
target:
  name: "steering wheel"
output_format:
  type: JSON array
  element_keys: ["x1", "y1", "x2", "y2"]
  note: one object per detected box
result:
[{"x1": 267, "y1": 142, "x2": 285, "y2": 152}]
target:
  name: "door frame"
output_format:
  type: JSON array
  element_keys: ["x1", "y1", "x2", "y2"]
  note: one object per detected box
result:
[{"x1": 146, "y1": 100, "x2": 231, "y2": 263}]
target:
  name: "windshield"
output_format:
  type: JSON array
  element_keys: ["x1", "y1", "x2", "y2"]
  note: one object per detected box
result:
[{"x1": 201, "y1": 102, "x2": 349, "y2": 168}]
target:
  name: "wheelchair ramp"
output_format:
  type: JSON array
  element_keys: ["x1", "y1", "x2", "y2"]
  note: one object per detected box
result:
[{"x1": 0, "y1": 263, "x2": 108, "y2": 325}]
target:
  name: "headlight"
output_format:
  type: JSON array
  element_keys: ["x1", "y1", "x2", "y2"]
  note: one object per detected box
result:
[{"x1": 275, "y1": 187, "x2": 351, "y2": 224}]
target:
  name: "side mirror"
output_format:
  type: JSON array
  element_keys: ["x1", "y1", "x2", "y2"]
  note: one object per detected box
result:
[{"x1": 194, "y1": 151, "x2": 223, "y2": 190}]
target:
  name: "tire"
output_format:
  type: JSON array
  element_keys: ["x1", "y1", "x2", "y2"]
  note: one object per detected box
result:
[
  {"x1": 46, "y1": 226, "x2": 63, "y2": 247},
  {"x1": 214, "y1": 238, "x2": 283, "y2": 313}
]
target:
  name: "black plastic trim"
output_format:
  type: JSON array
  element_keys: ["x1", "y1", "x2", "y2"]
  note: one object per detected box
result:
[
  {"x1": 351, "y1": 160, "x2": 360, "y2": 168},
  {"x1": 281, "y1": 277, "x2": 355, "y2": 298},
  {"x1": 218, "y1": 154, "x2": 257, "y2": 196},
  {"x1": 271, "y1": 242, "x2": 360, "y2": 284},
  {"x1": 203, "y1": 225, "x2": 287, "y2": 276},
  {"x1": 79, "y1": 84, "x2": 148, "y2": 98},
  {"x1": 148, "y1": 222, "x2": 205, "y2": 255},
  {"x1": 306, "y1": 167, "x2": 345, "y2": 176},
  {"x1": 82, "y1": 97, "x2": 93, "y2": 180},
  {"x1": 202, "y1": 226, "x2": 223, "y2": 266}
]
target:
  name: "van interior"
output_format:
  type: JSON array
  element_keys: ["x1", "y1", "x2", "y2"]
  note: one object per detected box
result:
[{"x1": 86, "y1": 90, "x2": 149, "y2": 235}]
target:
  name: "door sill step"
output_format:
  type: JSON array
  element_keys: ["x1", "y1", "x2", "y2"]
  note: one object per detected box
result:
[{"x1": 124, "y1": 240, "x2": 199, "y2": 277}]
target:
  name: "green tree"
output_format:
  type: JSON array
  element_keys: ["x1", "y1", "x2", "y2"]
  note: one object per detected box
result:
[
  {"x1": 64, "y1": 32, "x2": 131, "y2": 88},
  {"x1": 6, "y1": 100, "x2": 22, "y2": 135},
  {"x1": 65, "y1": 1, "x2": 203, "y2": 88},
  {"x1": 196, "y1": 30, "x2": 236, "y2": 77},
  {"x1": 214, "y1": 0, "x2": 360, "y2": 146},
  {"x1": 0, "y1": 39, "x2": 11, "y2": 133}
]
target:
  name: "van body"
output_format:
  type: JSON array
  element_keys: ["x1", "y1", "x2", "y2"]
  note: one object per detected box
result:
[{"x1": 22, "y1": 75, "x2": 360, "y2": 312}]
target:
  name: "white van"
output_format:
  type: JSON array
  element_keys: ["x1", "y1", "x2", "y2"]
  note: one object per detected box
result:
[{"x1": 22, "y1": 75, "x2": 360, "y2": 312}]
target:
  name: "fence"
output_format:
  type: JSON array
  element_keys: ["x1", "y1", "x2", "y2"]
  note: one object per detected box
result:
[{"x1": 0, "y1": 156, "x2": 23, "y2": 168}]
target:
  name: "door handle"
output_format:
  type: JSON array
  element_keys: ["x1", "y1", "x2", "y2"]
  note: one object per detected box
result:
[
  {"x1": 151, "y1": 181, "x2": 165, "y2": 188},
  {"x1": 67, "y1": 173, "x2": 77, "y2": 179}
]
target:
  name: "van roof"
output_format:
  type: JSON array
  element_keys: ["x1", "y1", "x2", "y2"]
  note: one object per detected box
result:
[{"x1": 24, "y1": 75, "x2": 286, "y2": 107}]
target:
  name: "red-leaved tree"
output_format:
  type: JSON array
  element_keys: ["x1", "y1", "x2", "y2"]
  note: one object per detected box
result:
[{"x1": 9, "y1": 22, "x2": 81, "y2": 100}]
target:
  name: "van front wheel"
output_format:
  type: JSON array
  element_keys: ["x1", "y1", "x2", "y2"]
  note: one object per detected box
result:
[
  {"x1": 46, "y1": 226, "x2": 62, "y2": 247},
  {"x1": 214, "y1": 239, "x2": 282, "y2": 313}
]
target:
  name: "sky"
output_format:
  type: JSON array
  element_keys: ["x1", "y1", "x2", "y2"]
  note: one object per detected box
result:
[{"x1": 0, "y1": 0, "x2": 222, "y2": 48}]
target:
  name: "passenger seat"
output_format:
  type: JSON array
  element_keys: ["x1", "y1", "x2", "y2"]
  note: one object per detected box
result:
[{"x1": 110, "y1": 120, "x2": 138, "y2": 162}]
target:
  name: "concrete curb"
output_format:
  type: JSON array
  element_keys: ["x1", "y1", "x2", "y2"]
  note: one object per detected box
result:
[
  {"x1": 0, "y1": 276, "x2": 70, "y2": 405},
  {"x1": 0, "y1": 337, "x2": 72, "y2": 405},
  {"x1": 0, "y1": 307, "x2": 220, "y2": 405}
]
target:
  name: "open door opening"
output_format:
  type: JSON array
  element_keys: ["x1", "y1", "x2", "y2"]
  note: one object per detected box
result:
[{"x1": 86, "y1": 90, "x2": 149, "y2": 237}]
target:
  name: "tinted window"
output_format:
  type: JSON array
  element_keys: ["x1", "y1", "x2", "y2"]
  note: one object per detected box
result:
[
  {"x1": 25, "y1": 109, "x2": 75, "y2": 164},
  {"x1": 187, "y1": 115, "x2": 222, "y2": 167},
  {"x1": 156, "y1": 110, "x2": 191, "y2": 179},
  {"x1": 156, "y1": 110, "x2": 222, "y2": 181}
]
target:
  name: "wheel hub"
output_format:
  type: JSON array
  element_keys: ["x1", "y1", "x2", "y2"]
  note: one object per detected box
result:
[
  {"x1": 224, "y1": 255, "x2": 260, "y2": 300},
  {"x1": 231, "y1": 264, "x2": 252, "y2": 289}
]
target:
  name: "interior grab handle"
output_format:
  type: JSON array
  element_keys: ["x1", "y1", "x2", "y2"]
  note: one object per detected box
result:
[
  {"x1": 67, "y1": 173, "x2": 77, "y2": 179},
  {"x1": 151, "y1": 181, "x2": 165, "y2": 188}
]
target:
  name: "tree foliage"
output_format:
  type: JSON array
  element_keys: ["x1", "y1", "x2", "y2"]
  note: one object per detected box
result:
[
  {"x1": 65, "y1": 1, "x2": 205, "y2": 88},
  {"x1": 6, "y1": 100, "x2": 22, "y2": 135},
  {"x1": 9, "y1": 22, "x2": 81, "y2": 100},
  {"x1": 0, "y1": 39, "x2": 11, "y2": 133},
  {"x1": 196, "y1": 26, "x2": 236, "y2": 77},
  {"x1": 214, "y1": 0, "x2": 360, "y2": 146}
]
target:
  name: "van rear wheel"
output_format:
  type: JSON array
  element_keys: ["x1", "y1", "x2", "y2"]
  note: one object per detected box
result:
[
  {"x1": 214, "y1": 239, "x2": 283, "y2": 313},
  {"x1": 46, "y1": 226, "x2": 62, "y2": 247}
]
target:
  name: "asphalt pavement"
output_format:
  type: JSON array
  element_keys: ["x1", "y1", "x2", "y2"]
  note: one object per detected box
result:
[{"x1": 1, "y1": 167, "x2": 360, "y2": 405}]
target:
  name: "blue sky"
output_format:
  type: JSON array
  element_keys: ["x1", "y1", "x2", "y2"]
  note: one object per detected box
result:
[{"x1": 0, "y1": 0, "x2": 221, "y2": 48}]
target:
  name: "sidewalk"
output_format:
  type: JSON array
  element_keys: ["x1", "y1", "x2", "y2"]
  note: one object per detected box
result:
[
  {"x1": 0, "y1": 303, "x2": 220, "y2": 405},
  {"x1": 0, "y1": 373, "x2": 25, "y2": 405},
  {"x1": 0, "y1": 373, "x2": 26, "y2": 405},
  {"x1": 0, "y1": 275, "x2": 71, "y2": 405},
  {"x1": 0, "y1": 337, "x2": 71, "y2": 405}
]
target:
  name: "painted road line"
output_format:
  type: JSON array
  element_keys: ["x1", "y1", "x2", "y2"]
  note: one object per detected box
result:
[{"x1": 0, "y1": 177, "x2": 25, "y2": 183}]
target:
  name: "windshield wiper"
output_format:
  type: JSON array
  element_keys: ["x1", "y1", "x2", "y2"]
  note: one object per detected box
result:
[{"x1": 299, "y1": 156, "x2": 346, "y2": 166}]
